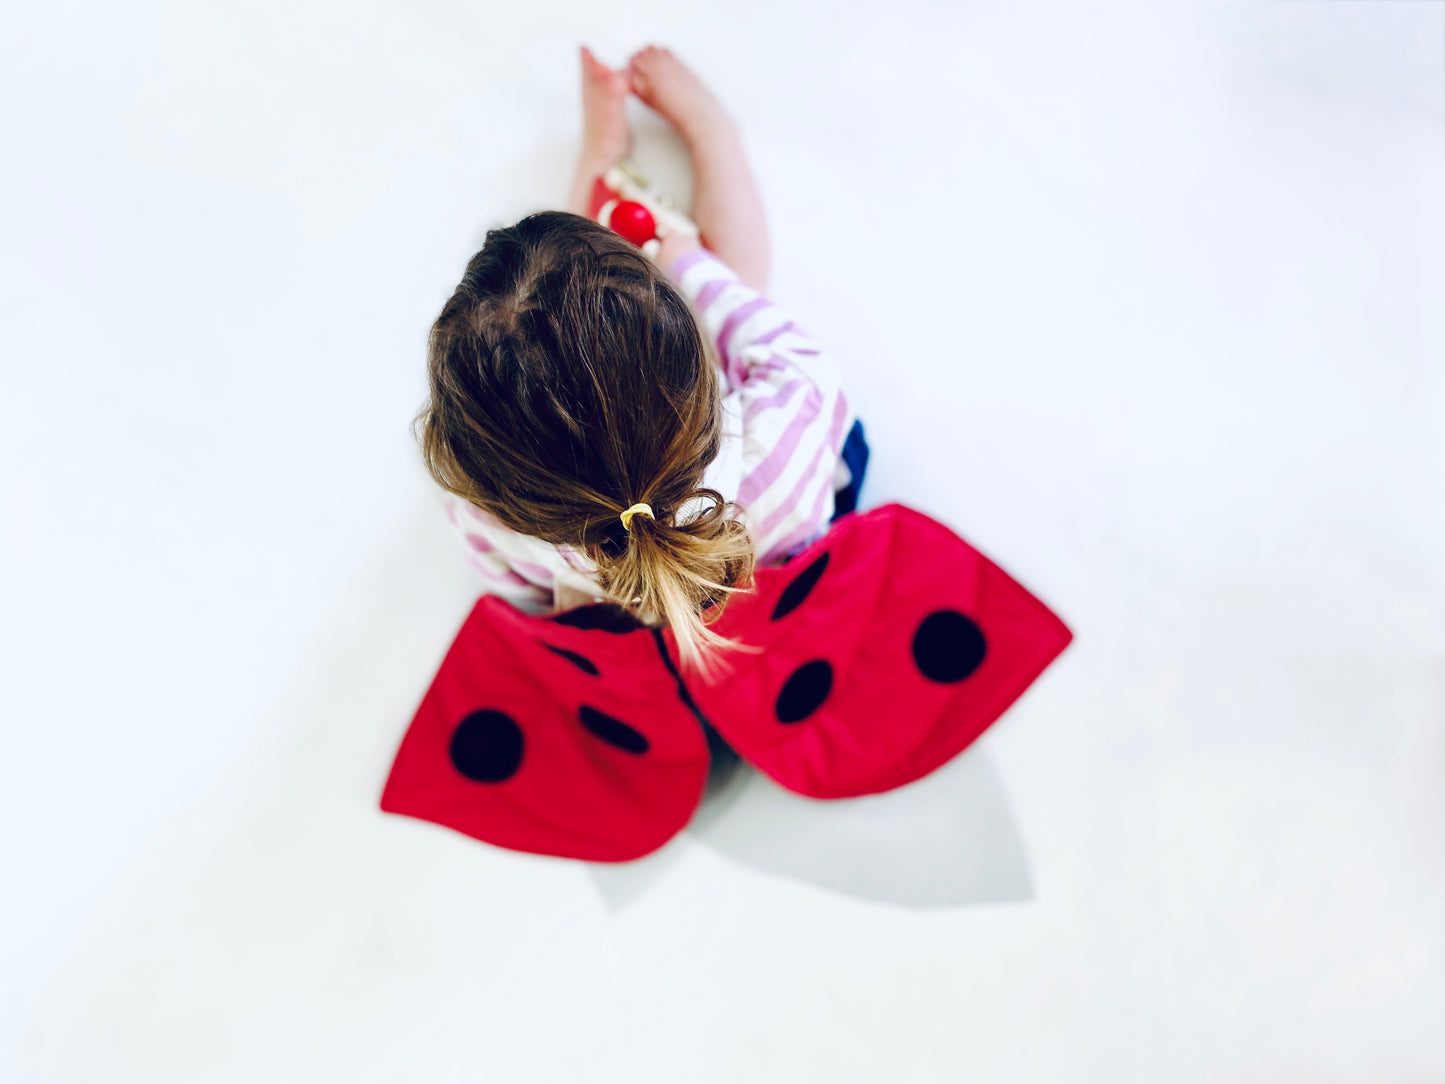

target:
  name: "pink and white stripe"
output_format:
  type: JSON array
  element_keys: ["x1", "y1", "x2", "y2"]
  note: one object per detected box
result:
[{"x1": 672, "y1": 249, "x2": 854, "y2": 568}]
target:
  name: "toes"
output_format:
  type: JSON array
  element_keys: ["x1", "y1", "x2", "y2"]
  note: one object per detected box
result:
[
  {"x1": 582, "y1": 46, "x2": 631, "y2": 96},
  {"x1": 626, "y1": 44, "x2": 681, "y2": 103},
  {"x1": 627, "y1": 48, "x2": 662, "y2": 89},
  {"x1": 581, "y1": 45, "x2": 603, "y2": 81},
  {"x1": 629, "y1": 44, "x2": 665, "y2": 71},
  {"x1": 627, "y1": 60, "x2": 650, "y2": 95}
]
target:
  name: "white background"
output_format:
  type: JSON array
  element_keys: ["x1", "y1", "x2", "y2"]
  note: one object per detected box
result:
[{"x1": 3, "y1": 3, "x2": 1443, "y2": 1081}]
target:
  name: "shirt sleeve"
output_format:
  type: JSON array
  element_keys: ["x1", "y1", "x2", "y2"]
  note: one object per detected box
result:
[
  {"x1": 442, "y1": 493, "x2": 554, "y2": 614},
  {"x1": 668, "y1": 248, "x2": 855, "y2": 566}
]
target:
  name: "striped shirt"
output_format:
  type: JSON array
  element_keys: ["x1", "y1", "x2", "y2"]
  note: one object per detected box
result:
[{"x1": 442, "y1": 247, "x2": 856, "y2": 615}]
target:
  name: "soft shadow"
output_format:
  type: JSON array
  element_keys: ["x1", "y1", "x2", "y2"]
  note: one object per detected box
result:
[
  {"x1": 586, "y1": 833, "x2": 691, "y2": 910},
  {"x1": 590, "y1": 747, "x2": 1033, "y2": 910}
]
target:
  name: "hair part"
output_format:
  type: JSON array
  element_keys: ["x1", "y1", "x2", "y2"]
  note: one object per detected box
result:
[{"x1": 415, "y1": 211, "x2": 761, "y2": 678}]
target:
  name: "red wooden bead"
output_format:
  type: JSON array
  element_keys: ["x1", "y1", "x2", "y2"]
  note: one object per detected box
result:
[{"x1": 608, "y1": 200, "x2": 657, "y2": 247}]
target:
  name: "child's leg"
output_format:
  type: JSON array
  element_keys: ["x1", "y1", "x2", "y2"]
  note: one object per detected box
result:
[
  {"x1": 627, "y1": 47, "x2": 771, "y2": 292},
  {"x1": 567, "y1": 47, "x2": 632, "y2": 218}
]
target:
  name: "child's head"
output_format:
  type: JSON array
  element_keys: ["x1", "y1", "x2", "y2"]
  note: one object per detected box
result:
[{"x1": 416, "y1": 211, "x2": 756, "y2": 675}]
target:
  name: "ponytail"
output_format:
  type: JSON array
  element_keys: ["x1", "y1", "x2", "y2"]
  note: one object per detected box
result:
[{"x1": 596, "y1": 486, "x2": 762, "y2": 680}]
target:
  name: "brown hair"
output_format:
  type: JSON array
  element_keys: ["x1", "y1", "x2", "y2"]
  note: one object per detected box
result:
[{"x1": 415, "y1": 211, "x2": 759, "y2": 677}]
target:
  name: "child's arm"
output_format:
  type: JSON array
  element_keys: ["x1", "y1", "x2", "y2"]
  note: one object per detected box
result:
[
  {"x1": 666, "y1": 247, "x2": 854, "y2": 566},
  {"x1": 444, "y1": 494, "x2": 556, "y2": 613}
]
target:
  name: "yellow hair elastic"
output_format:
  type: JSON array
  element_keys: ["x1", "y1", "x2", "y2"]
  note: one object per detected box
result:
[{"x1": 619, "y1": 503, "x2": 654, "y2": 532}]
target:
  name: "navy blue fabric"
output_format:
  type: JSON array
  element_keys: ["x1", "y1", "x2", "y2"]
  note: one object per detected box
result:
[{"x1": 830, "y1": 418, "x2": 870, "y2": 522}]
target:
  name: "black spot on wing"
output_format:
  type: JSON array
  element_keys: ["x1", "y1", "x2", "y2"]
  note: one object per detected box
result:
[
  {"x1": 541, "y1": 642, "x2": 599, "y2": 675},
  {"x1": 771, "y1": 551, "x2": 830, "y2": 621},
  {"x1": 551, "y1": 603, "x2": 644, "y2": 633},
  {"x1": 578, "y1": 705, "x2": 649, "y2": 754},
  {"x1": 912, "y1": 609, "x2": 987, "y2": 683},
  {"x1": 449, "y1": 709, "x2": 524, "y2": 783},
  {"x1": 775, "y1": 660, "x2": 833, "y2": 724}
]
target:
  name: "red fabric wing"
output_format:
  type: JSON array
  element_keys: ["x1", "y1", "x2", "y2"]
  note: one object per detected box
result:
[
  {"x1": 674, "y1": 503, "x2": 1073, "y2": 799},
  {"x1": 379, "y1": 598, "x2": 710, "y2": 862}
]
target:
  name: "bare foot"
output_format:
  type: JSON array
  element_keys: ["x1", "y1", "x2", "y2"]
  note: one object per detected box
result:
[
  {"x1": 568, "y1": 46, "x2": 632, "y2": 215},
  {"x1": 580, "y1": 45, "x2": 631, "y2": 165},
  {"x1": 626, "y1": 45, "x2": 732, "y2": 146},
  {"x1": 626, "y1": 45, "x2": 768, "y2": 290}
]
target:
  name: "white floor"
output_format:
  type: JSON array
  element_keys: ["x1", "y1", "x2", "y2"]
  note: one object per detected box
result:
[{"x1": 3, "y1": 3, "x2": 1443, "y2": 1081}]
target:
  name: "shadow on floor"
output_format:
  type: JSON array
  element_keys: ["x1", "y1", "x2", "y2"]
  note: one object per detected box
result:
[{"x1": 588, "y1": 746, "x2": 1033, "y2": 910}]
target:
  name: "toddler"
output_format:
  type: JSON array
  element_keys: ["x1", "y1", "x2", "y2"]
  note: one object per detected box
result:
[{"x1": 416, "y1": 45, "x2": 865, "y2": 675}]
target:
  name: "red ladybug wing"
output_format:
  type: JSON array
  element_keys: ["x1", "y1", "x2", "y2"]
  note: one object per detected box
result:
[
  {"x1": 380, "y1": 598, "x2": 709, "y2": 862},
  {"x1": 678, "y1": 504, "x2": 1073, "y2": 799}
]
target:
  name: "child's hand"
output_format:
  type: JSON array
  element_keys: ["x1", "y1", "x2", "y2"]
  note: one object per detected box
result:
[{"x1": 655, "y1": 228, "x2": 702, "y2": 276}]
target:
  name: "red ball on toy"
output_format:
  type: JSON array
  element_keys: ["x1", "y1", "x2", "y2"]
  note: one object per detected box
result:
[{"x1": 608, "y1": 200, "x2": 657, "y2": 247}]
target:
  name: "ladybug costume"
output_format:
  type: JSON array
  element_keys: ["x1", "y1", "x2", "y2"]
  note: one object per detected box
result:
[
  {"x1": 380, "y1": 164, "x2": 1071, "y2": 861},
  {"x1": 379, "y1": 503, "x2": 1072, "y2": 861}
]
